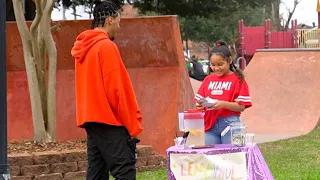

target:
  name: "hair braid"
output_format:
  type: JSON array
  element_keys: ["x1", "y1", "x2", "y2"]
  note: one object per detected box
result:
[
  {"x1": 90, "y1": 0, "x2": 120, "y2": 29},
  {"x1": 230, "y1": 62, "x2": 244, "y2": 81}
]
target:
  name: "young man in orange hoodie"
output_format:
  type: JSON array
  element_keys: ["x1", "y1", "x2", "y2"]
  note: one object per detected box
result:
[{"x1": 71, "y1": 1, "x2": 143, "y2": 179}]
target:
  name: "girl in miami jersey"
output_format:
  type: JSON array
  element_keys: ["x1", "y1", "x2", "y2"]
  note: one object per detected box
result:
[{"x1": 194, "y1": 41, "x2": 252, "y2": 145}]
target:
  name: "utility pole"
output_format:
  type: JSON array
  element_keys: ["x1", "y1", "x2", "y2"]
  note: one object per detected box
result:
[{"x1": 0, "y1": 0, "x2": 10, "y2": 179}]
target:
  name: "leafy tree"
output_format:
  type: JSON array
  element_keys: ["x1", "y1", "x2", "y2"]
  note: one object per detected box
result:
[
  {"x1": 178, "y1": 1, "x2": 278, "y2": 45},
  {"x1": 6, "y1": 0, "x2": 127, "y2": 21},
  {"x1": 134, "y1": 0, "x2": 273, "y2": 18},
  {"x1": 56, "y1": 0, "x2": 125, "y2": 9},
  {"x1": 133, "y1": 0, "x2": 278, "y2": 48}
]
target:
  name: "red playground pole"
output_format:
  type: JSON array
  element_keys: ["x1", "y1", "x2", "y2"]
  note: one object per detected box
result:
[
  {"x1": 317, "y1": 0, "x2": 320, "y2": 28},
  {"x1": 318, "y1": 12, "x2": 320, "y2": 28}
]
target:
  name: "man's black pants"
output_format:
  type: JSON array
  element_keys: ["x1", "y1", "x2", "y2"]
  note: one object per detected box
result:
[{"x1": 84, "y1": 122, "x2": 137, "y2": 180}]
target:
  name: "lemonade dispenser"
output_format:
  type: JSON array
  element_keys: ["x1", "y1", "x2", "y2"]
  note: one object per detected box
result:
[{"x1": 178, "y1": 110, "x2": 205, "y2": 146}]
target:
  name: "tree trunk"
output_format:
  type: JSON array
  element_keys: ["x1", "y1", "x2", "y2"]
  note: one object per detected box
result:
[
  {"x1": 274, "y1": 0, "x2": 281, "y2": 31},
  {"x1": 13, "y1": 0, "x2": 57, "y2": 143},
  {"x1": 63, "y1": 6, "x2": 67, "y2": 20},
  {"x1": 156, "y1": 0, "x2": 160, "y2": 13},
  {"x1": 31, "y1": 0, "x2": 48, "y2": 138},
  {"x1": 12, "y1": 0, "x2": 49, "y2": 143},
  {"x1": 42, "y1": 0, "x2": 57, "y2": 140},
  {"x1": 72, "y1": 5, "x2": 77, "y2": 20},
  {"x1": 185, "y1": 35, "x2": 189, "y2": 52},
  {"x1": 89, "y1": 4, "x2": 93, "y2": 19}
]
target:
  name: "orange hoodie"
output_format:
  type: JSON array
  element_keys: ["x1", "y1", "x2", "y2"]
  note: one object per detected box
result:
[{"x1": 71, "y1": 30, "x2": 143, "y2": 137}]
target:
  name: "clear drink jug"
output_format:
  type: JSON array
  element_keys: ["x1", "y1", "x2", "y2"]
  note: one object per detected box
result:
[{"x1": 178, "y1": 110, "x2": 205, "y2": 146}]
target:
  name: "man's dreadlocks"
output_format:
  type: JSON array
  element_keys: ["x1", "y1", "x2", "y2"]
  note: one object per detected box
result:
[{"x1": 91, "y1": 0, "x2": 121, "y2": 29}]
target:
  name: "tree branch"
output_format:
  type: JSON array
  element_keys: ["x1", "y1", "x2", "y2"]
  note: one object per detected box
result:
[
  {"x1": 12, "y1": 0, "x2": 32, "y2": 53},
  {"x1": 284, "y1": 0, "x2": 302, "y2": 30},
  {"x1": 51, "y1": 23, "x2": 62, "y2": 33},
  {"x1": 30, "y1": 0, "x2": 47, "y2": 133},
  {"x1": 286, "y1": 6, "x2": 290, "y2": 13},
  {"x1": 30, "y1": 0, "x2": 42, "y2": 35},
  {"x1": 41, "y1": 0, "x2": 48, "y2": 10},
  {"x1": 292, "y1": 0, "x2": 301, "y2": 13}
]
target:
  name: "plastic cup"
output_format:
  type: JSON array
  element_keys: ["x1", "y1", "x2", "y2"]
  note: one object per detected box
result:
[
  {"x1": 174, "y1": 137, "x2": 186, "y2": 149},
  {"x1": 245, "y1": 133, "x2": 255, "y2": 145}
]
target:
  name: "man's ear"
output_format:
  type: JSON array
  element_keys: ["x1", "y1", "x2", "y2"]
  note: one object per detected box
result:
[{"x1": 105, "y1": 16, "x2": 113, "y2": 25}]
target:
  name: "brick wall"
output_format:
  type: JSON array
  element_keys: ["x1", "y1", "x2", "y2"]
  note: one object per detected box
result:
[{"x1": 8, "y1": 145, "x2": 166, "y2": 180}]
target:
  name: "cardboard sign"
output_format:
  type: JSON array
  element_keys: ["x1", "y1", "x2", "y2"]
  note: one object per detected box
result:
[{"x1": 170, "y1": 152, "x2": 247, "y2": 180}]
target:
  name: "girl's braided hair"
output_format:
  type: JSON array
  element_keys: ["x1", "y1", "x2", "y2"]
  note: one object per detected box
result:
[
  {"x1": 210, "y1": 40, "x2": 245, "y2": 81},
  {"x1": 91, "y1": 0, "x2": 120, "y2": 29}
]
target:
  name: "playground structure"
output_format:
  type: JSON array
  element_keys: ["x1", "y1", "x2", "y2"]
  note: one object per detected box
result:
[{"x1": 237, "y1": 19, "x2": 320, "y2": 69}]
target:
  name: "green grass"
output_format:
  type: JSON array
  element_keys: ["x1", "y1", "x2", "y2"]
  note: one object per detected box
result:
[
  {"x1": 134, "y1": 169, "x2": 167, "y2": 180},
  {"x1": 72, "y1": 169, "x2": 167, "y2": 180},
  {"x1": 75, "y1": 127, "x2": 320, "y2": 179},
  {"x1": 259, "y1": 127, "x2": 320, "y2": 180}
]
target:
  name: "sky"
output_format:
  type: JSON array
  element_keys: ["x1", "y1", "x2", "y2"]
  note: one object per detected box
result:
[
  {"x1": 52, "y1": 0, "x2": 318, "y2": 27},
  {"x1": 280, "y1": 0, "x2": 318, "y2": 26}
]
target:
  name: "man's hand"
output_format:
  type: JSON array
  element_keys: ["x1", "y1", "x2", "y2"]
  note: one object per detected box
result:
[{"x1": 130, "y1": 137, "x2": 140, "y2": 143}]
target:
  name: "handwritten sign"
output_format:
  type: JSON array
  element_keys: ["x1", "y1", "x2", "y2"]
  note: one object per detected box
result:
[{"x1": 170, "y1": 152, "x2": 247, "y2": 180}]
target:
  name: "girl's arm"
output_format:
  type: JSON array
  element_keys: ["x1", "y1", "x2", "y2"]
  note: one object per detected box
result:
[
  {"x1": 222, "y1": 101, "x2": 245, "y2": 112},
  {"x1": 211, "y1": 101, "x2": 245, "y2": 112}
]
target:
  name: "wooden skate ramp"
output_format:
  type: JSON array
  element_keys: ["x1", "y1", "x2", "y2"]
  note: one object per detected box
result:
[
  {"x1": 190, "y1": 78, "x2": 202, "y2": 94},
  {"x1": 116, "y1": 16, "x2": 194, "y2": 154},
  {"x1": 242, "y1": 49, "x2": 320, "y2": 136}
]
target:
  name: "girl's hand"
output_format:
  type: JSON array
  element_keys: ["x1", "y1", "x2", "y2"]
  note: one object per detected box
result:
[
  {"x1": 195, "y1": 103, "x2": 205, "y2": 110},
  {"x1": 210, "y1": 100, "x2": 226, "y2": 110}
]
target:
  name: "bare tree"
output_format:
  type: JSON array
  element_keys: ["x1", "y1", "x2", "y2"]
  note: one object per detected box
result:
[
  {"x1": 12, "y1": 0, "x2": 58, "y2": 143},
  {"x1": 62, "y1": 5, "x2": 67, "y2": 20},
  {"x1": 283, "y1": 0, "x2": 302, "y2": 30}
]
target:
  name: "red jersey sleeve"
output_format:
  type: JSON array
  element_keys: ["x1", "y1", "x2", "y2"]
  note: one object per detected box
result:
[
  {"x1": 193, "y1": 78, "x2": 207, "y2": 102},
  {"x1": 234, "y1": 79, "x2": 252, "y2": 108}
]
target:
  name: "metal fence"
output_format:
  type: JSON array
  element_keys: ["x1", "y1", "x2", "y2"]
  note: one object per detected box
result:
[{"x1": 297, "y1": 28, "x2": 320, "y2": 48}]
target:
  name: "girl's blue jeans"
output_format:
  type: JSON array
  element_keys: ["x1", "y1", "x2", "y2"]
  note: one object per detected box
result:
[{"x1": 205, "y1": 115, "x2": 240, "y2": 145}]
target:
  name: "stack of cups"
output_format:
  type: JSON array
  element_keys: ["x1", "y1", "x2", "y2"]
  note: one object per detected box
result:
[
  {"x1": 174, "y1": 137, "x2": 186, "y2": 149},
  {"x1": 245, "y1": 133, "x2": 255, "y2": 145}
]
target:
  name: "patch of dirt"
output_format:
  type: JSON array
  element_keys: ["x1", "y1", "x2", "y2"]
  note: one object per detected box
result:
[{"x1": 8, "y1": 139, "x2": 87, "y2": 154}]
